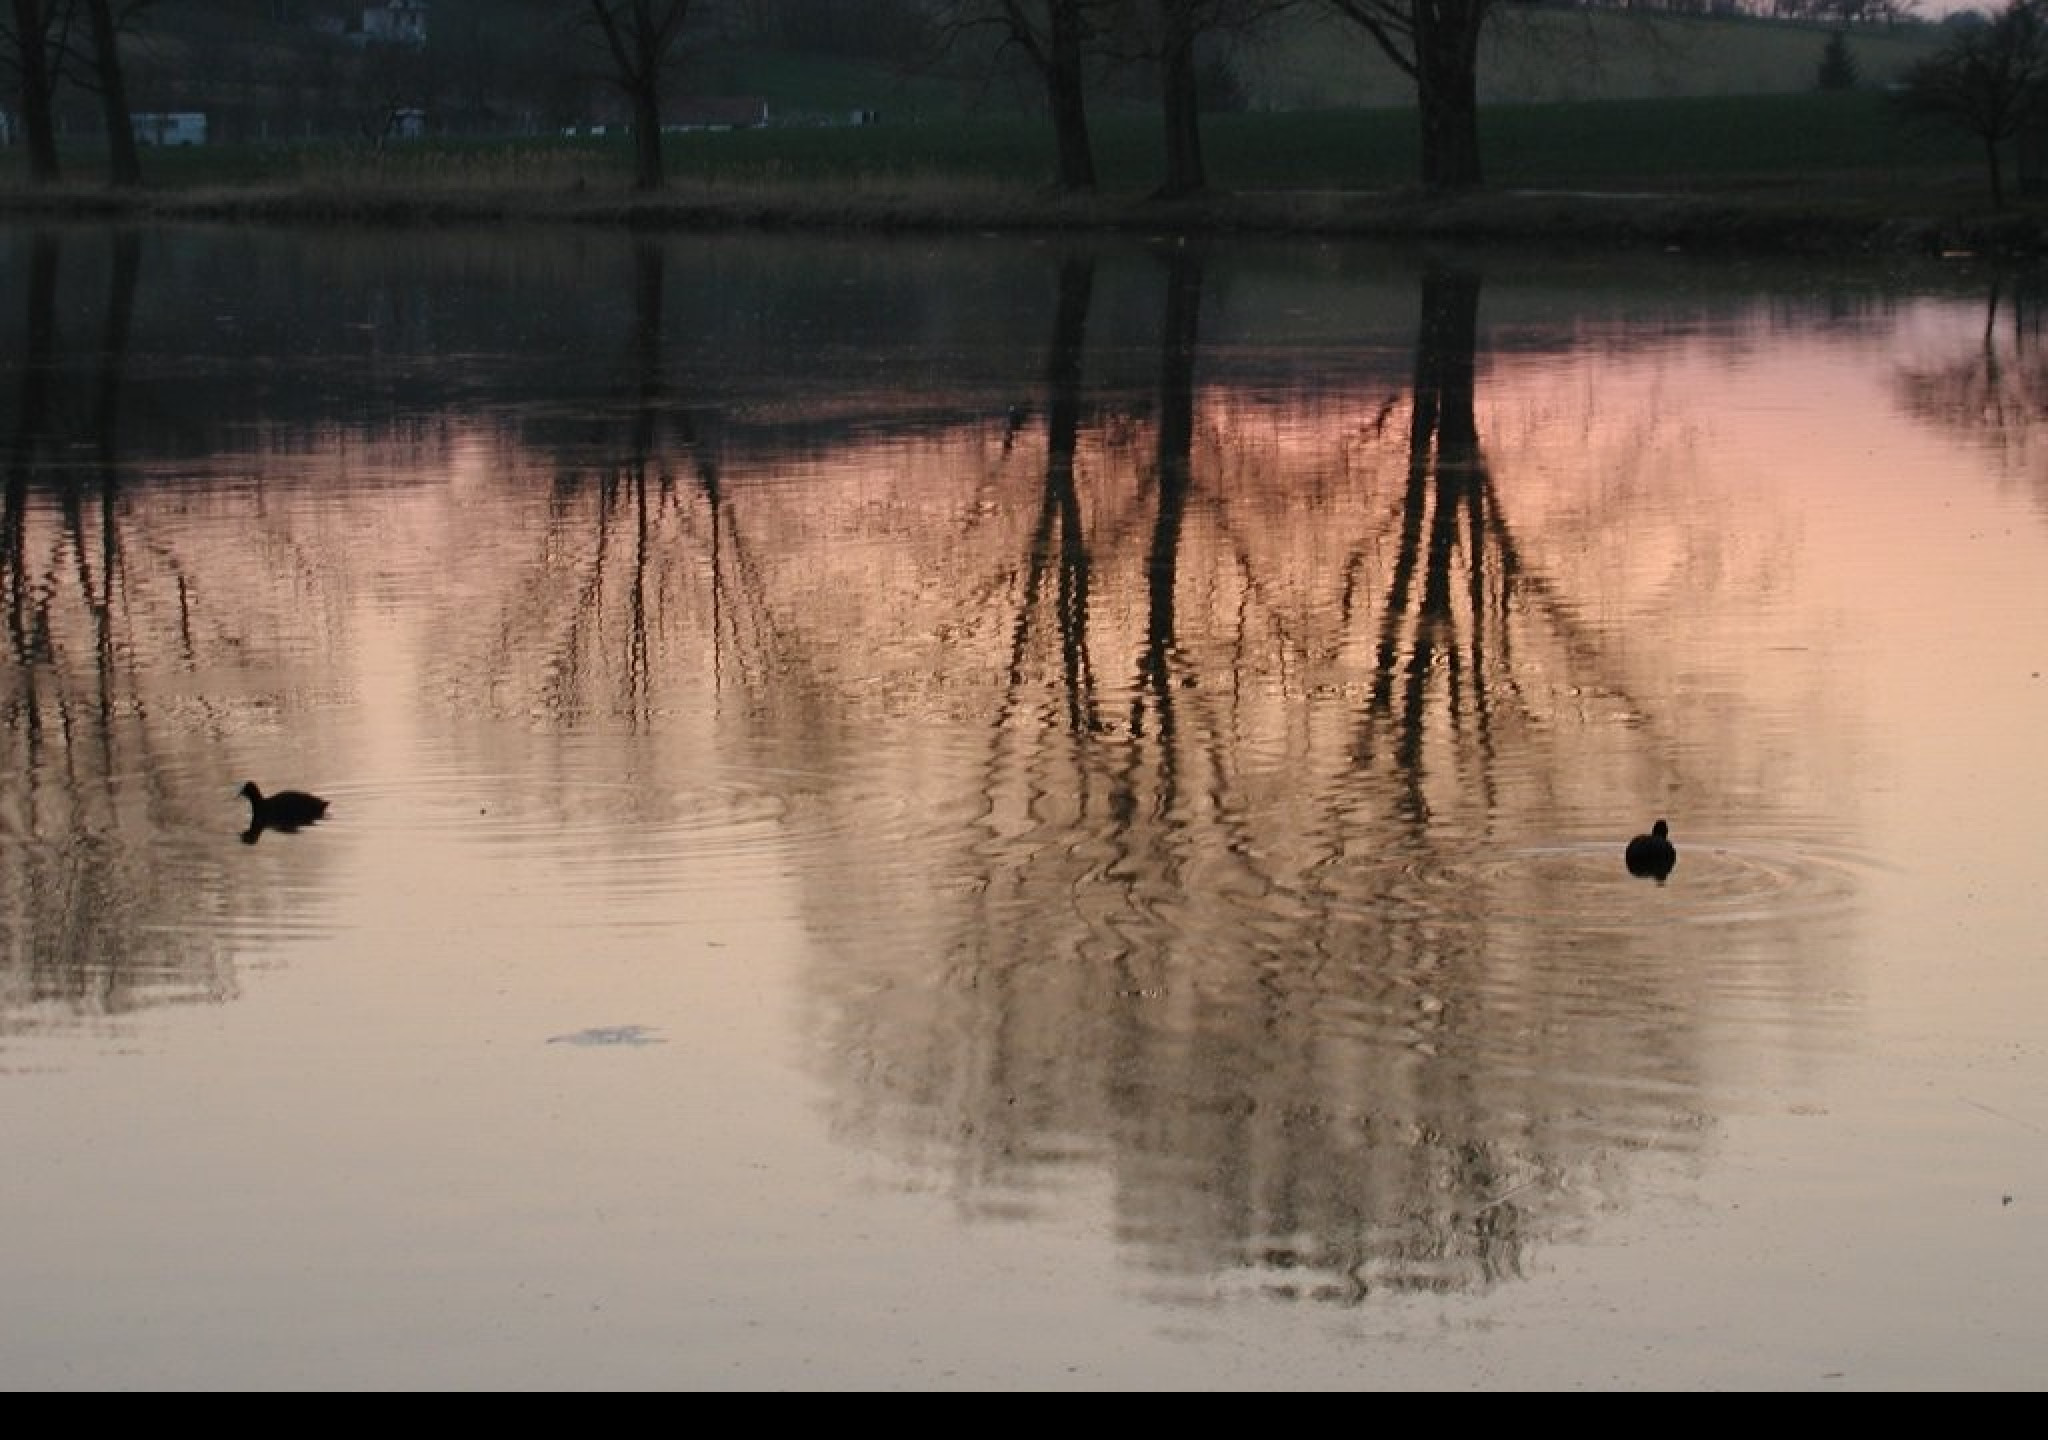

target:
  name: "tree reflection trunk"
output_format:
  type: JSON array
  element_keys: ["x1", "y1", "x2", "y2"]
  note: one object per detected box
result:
[
  {"x1": 75, "y1": 229, "x2": 141, "y2": 735},
  {"x1": 1135, "y1": 243, "x2": 1203, "y2": 751},
  {"x1": 623, "y1": 236, "x2": 665, "y2": 724},
  {"x1": 4, "y1": 232, "x2": 59, "y2": 667},
  {"x1": 1003, "y1": 251, "x2": 1100, "y2": 737},
  {"x1": 1360, "y1": 263, "x2": 1507, "y2": 822}
]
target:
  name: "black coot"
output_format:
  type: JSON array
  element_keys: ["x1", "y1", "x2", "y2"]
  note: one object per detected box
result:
[
  {"x1": 1625, "y1": 818, "x2": 1676, "y2": 880},
  {"x1": 240, "y1": 782, "x2": 330, "y2": 834}
]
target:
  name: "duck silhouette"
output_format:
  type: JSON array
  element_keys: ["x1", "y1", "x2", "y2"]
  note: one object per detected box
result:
[
  {"x1": 240, "y1": 782, "x2": 329, "y2": 842},
  {"x1": 1624, "y1": 818, "x2": 1676, "y2": 881},
  {"x1": 1001, "y1": 402, "x2": 1031, "y2": 455}
]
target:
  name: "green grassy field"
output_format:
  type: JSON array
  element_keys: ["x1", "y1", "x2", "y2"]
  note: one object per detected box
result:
[{"x1": 11, "y1": 89, "x2": 1972, "y2": 199}]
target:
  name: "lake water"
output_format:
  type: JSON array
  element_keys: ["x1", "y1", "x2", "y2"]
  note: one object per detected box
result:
[{"x1": 2, "y1": 223, "x2": 2045, "y2": 1390}]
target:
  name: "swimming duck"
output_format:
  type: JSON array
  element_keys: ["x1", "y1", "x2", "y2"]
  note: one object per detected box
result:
[
  {"x1": 1624, "y1": 819, "x2": 1676, "y2": 880},
  {"x1": 239, "y1": 782, "x2": 329, "y2": 832}
]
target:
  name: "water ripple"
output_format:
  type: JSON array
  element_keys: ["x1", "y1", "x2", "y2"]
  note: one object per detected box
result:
[{"x1": 1370, "y1": 831, "x2": 1884, "y2": 936}]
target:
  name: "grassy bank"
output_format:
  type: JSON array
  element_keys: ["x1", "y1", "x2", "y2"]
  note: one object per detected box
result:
[
  {"x1": 10, "y1": 91, "x2": 1970, "y2": 191},
  {"x1": 0, "y1": 90, "x2": 2034, "y2": 257}
]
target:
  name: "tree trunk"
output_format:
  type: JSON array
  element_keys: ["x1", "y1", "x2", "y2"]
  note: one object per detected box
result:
[
  {"x1": 1987, "y1": 134, "x2": 2006, "y2": 210},
  {"x1": 630, "y1": 73, "x2": 665, "y2": 190},
  {"x1": 1155, "y1": 2, "x2": 1205, "y2": 199},
  {"x1": 1327, "y1": 0, "x2": 1492, "y2": 192},
  {"x1": 1415, "y1": 0, "x2": 1483, "y2": 191},
  {"x1": 85, "y1": 0, "x2": 143, "y2": 188},
  {"x1": 1046, "y1": 0, "x2": 1096, "y2": 192},
  {"x1": 589, "y1": 0, "x2": 692, "y2": 192},
  {"x1": 10, "y1": 0, "x2": 62, "y2": 185}
]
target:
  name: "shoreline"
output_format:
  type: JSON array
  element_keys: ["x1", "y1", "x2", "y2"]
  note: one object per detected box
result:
[{"x1": 2, "y1": 178, "x2": 2041, "y2": 259}]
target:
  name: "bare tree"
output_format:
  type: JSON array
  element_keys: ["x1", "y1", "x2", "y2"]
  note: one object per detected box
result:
[
  {"x1": 585, "y1": 0, "x2": 697, "y2": 190},
  {"x1": 1006, "y1": 0, "x2": 1100, "y2": 191},
  {"x1": 1322, "y1": 0, "x2": 1494, "y2": 191},
  {"x1": 1894, "y1": 0, "x2": 2048, "y2": 208},
  {"x1": 4, "y1": 0, "x2": 158, "y2": 185},
  {"x1": 930, "y1": 1, "x2": 1101, "y2": 191},
  {"x1": 1102, "y1": 0, "x2": 1285, "y2": 199}
]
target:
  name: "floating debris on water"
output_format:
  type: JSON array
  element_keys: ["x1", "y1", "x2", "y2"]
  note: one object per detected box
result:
[{"x1": 546, "y1": 1025, "x2": 666, "y2": 1047}]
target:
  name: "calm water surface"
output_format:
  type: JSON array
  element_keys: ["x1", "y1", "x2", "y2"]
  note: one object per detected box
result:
[{"x1": 2, "y1": 225, "x2": 2045, "y2": 1389}]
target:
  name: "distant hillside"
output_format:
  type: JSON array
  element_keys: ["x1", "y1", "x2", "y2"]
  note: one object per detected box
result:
[
  {"x1": 1210, "y1": 10, "x2": 1947, "y2": 111},
  {"x1": 675, "y1": 11, "x2": 1956, "y2": 123}
]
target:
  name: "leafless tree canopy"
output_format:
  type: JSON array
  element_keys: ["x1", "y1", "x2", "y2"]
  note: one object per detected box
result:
[{"x1": 1894, "y1": 0, "x2": 2048, "y2": 206}]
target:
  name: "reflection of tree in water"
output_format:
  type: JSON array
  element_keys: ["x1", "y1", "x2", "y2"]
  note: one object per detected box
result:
[
  {"x1": 806, "y1": 253, "x2": 1739, "y2": 1301},
  {"x1": 1361, "y1": 265, "x2": 1499, "y2": 825},
  {"x1": 1895, "y1": 277, "x2": 2048, "y2": 507},
  {"x1": 449, "y1": 237, "x2": 831, "y2": 791},
  {"x1": 7, "y1": 228, "x2": 1841, "y2": 1293},
  {"x1": 0, "y1": 230, "x2": 347, "y2": 1035},
  {"x1": 516, "y1": 237, "x2": 691, "y2": 732}
]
